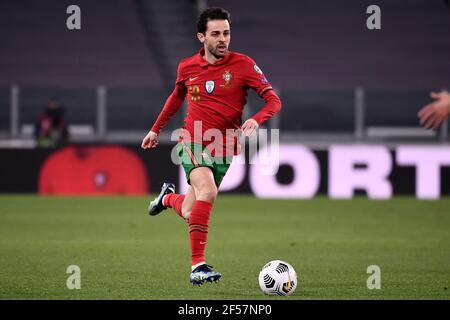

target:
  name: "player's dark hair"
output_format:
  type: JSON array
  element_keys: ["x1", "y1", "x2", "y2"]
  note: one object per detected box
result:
[{"x1": 196, "y1": 7, "x2": 231, "y2": 34}]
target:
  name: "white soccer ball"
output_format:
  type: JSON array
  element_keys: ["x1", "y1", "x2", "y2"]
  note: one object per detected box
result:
[{"x1": 258, "y1": 260, "x2": 298, "y2": 296}]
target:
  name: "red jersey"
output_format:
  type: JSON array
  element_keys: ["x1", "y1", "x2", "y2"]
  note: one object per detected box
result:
[{"x1": 151, "y1": 48, "x2": 281, "y2": 156}]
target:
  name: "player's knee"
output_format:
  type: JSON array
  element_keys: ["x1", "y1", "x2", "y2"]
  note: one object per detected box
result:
[
  {"x1": 197, "y1": 186, "x2": 218, "y2": 203},
  {"x1": 182, "y1": 209, "x2": 191, "y2": 220}
]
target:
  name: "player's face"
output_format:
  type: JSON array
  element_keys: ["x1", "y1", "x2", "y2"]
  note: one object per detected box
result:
[{"x1": 198, "y1": 19, "x2": 230, "y2": 59}]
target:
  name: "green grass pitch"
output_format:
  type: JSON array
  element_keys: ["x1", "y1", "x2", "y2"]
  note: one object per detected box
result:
[{"x1": 0, "y1": 195, "x2": 449, "y2": 300}]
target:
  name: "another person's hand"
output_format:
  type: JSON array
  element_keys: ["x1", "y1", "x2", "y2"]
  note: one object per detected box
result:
[
  {"x1": 141, "y1": 130, "x2": 159, "y2": 149},
  {"x1": 418, "y1": 91, "x2": 450, "y2": 130},
  {"x1": 241, "y1": 118, "x2": 259, "y2": 136}
]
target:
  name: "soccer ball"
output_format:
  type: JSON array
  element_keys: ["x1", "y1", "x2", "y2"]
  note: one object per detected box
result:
[{"x1": 258, "y1": 260, "x2": 297, "y2": 296}]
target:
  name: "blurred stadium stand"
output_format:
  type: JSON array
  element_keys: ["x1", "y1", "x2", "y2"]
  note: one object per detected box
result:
[
  {"x1": 210, "y1": 0, "x2": 450, "y2": 90},
  {"x1": 0, "y1": 0, "x2": 164, "y2": 87},
  {"x1": 0, "y1": 0, "x2": 449, "y2": 146},
  {"x1": 134, "y1": 0, "x2": 199, "y2": 85}
]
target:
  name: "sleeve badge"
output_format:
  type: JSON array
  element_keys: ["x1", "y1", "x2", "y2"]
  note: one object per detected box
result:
[{"x1": 253, "y1": 64, "x2": 263, "y2": 74}]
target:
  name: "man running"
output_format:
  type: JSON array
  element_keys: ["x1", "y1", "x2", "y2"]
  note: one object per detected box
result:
[{"x1": 141, "y1": 7, "x2": 282, "y2": 286}]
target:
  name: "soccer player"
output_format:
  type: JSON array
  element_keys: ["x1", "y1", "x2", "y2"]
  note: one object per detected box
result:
[
  {"x1": 418, "y1": 90, "x2": 450, "y2": 130},
  {"x1": 141, "y1": 7, "x2": 282, "y2": 286}
]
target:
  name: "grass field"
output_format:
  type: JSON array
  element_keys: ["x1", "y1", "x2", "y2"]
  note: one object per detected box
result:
[{"x1": 0, "y1": 195, "x2": 449, "y2": 300}]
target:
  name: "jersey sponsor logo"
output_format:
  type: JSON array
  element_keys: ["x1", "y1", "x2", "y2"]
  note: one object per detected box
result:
[
  {"x1": 221, "y1": 70, "x2": 233, "y2": 88},
  {"x1": 205, "y1": 80, "x2": 215, "y2": 94},
  {"x1": 189, "y1": 76, "x2": 199, "y2": 82},
  {"x1": 254, "y1": 64, "x2": 263, "y2": 74}
]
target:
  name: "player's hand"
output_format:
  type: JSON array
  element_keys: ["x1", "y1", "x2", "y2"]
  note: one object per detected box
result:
[
  {"x1": 141, "y1": 130, "x2": 159, "y2": 149},
  {"x1": 241, "y1": 118, "x2": 259, "y2": 136},
  {"x1": 418, "y1": 91, "x2": 450, "y2": 130}
]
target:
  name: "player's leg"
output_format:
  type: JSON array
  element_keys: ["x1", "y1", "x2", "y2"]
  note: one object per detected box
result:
[
  {"x1": 190, "y1": 167, "x2": 218, "y2": 203},
  {"x1": 188, "y1": 166, "x2": 221, "y2": 285},
  {"x1": 148, "y1": 143, "x2": 196, "y2": 218},
  {"x1": 189, "y1": 167, "x2": 217, "y2": 265},
  {"x1": 181, "y1": 185, "x2": 196, "y2": 220},
  {"x1": 148, "y1": 184, "x2": 197, "y2": 220},
  {"x1": 166, "y1": 142, "x2": 198, "y2": 219},
  {"x1": 163, "y1": 185, "x2": 196, "y2": 221}
]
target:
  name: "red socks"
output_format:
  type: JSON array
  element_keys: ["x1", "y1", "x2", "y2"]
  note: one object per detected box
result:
[
  {"x1": 163, "y1": 193, "x2": 185, "y2": 218},
  {"x1": 188, "y1": 200, "x2": 213, "y2": 266},
  {"x1": 164, "y1": 195, "x2": 214, "y2": 267}
]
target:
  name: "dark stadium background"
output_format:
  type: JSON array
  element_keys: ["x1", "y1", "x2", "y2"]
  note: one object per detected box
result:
[{"x1": 1, "y1": 0, "x2": 449, "y2": 197}]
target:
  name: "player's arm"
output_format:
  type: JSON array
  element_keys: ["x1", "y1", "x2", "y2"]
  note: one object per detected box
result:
[
  {"x1": 418, "y1": 91, "x2": 450, "y2": 130},
  {"x1": 241, "y1": 59, "x2": 282, "y2": 136},
  {"x1": 141, "y1": 66, "x2": 187, "y2": 149},
  {"x1": 242, "y1": 89, "x2": 281, "y2": 136}
]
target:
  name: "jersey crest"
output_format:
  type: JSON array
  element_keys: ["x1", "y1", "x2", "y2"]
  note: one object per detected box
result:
[{"x1": 221, "y1": 70, "x2": 233, "y2": 88}]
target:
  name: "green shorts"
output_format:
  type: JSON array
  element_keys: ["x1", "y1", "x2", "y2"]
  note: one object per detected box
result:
[{"x1": 176, "y1": 142, "x2": 232, "y2": 187}]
